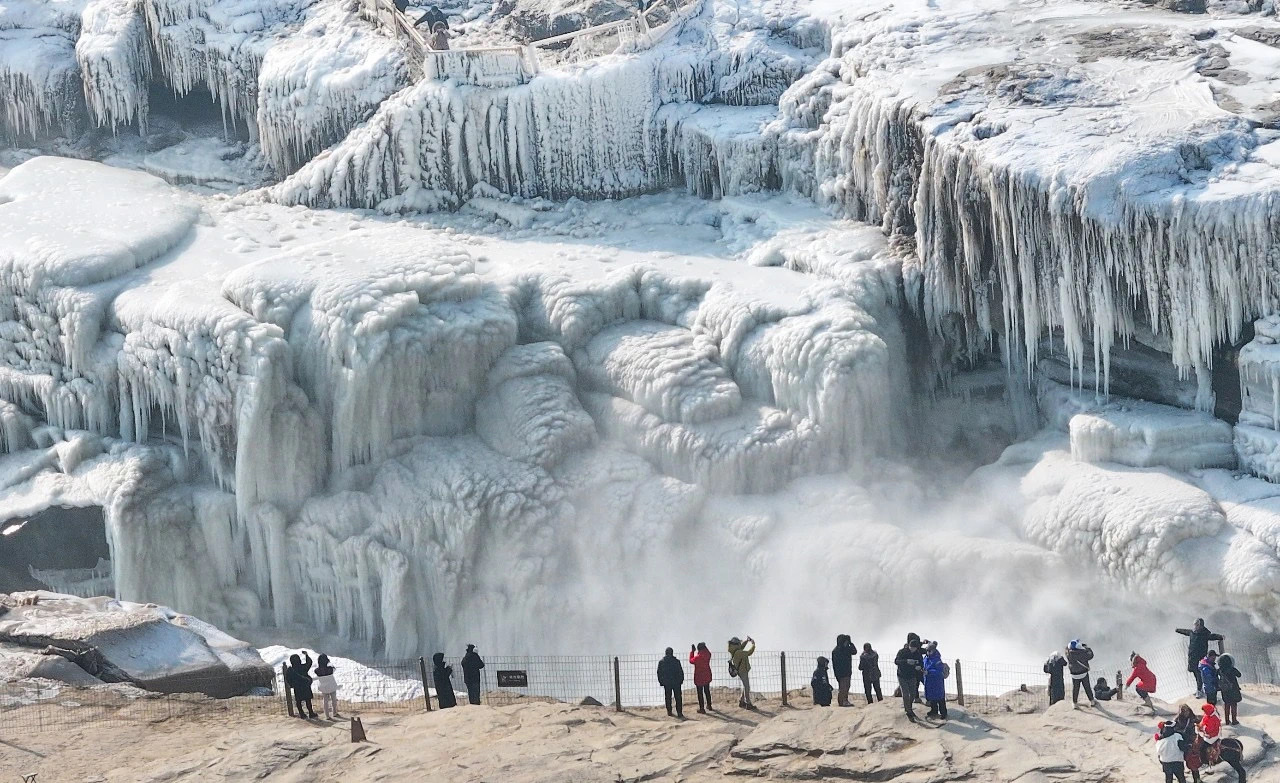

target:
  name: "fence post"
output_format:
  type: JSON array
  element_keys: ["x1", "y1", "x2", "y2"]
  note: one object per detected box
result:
[
  {"x1": 780, "y1": 652, "x2": 788, "y2": 707},
  {"x1": 613, "y1": 657, "x2": 622, "y2": 712},
  {"x1": 1115, "y1": 669, "x2": 1123, "y2": 701},
  {"x1": 282, "y1": 663, "x2": 294, "y2": 717},
  {"x1": 954, "y1": 660, "x2": 964, "y2": 707},
  {"x1": 419, "y1": 656, "x2": 433, "y2": 712}
]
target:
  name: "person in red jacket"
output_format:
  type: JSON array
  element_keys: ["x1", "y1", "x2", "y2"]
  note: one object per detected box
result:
[
  {"x1": 1126, "y1": 652, "x2": 1158, "y2": 709},
  {"x1": 690, "y1": 642, "x2": 713, "y2": 714}
]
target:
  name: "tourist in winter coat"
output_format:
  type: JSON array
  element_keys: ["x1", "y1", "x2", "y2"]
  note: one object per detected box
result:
[
  {"x1": 894, "y1": 638, "x2": 924, "y2": 721},
  {"x1": 1065, "y1": 640, "x2": 1097, "y2": 706},
  {"x1": 461, "y1": 644, "x2": 485, "y2": 706},
  {"x1": 1126, "y1": 653, "x2": 1158, "y2": 709},
  {"x1": 1198, "y1": 703, "x2": 1221, "y2": 745},
  {"x1": 286, "y1": 652, "x2": 317, "y2": 719},
  {"x1": 831, "y1": 635, "x2": 856, "y2": 706},
  {"x1": 689, "y1": 642, "x2": 713, "y2": 713},
  {"x1": 811, "y1": 656, "x2": 833, "y2": 707},
  {"x1": 1198, "y1": 651, "x2": 1220, "y2": 705},
  {"x1": 728, "y1": 636, "x2": 756, "y2": 709},
  {"x1": 1043, "y1": 651, "x2": 1067, "y2": 705},
  {"x1": 1093, "y1": 677, "x2": 1115, "y2": 701},
  {"x1": 1155, "y1": 721, "x2": 1189, "y2": 783},
  {"x1": 432, "y1": 652, "x2": 457, "y2": 709},
  {"x1": 921, "y1": 642, "x2": 947, "y2": 720},
  {"x1": 314, "y1": 654, "x2": 340, "y2": 720},
  {"x1": 859, "y1": 643, "x2": 883, "y2": 704},
  {"x1": 1217, "y1": 653, "x2": 1243, "y2": 725},
  {"x1": 1176, "y1": 619, "x2": 1224, "y2": 697},
  {"x1": 657, "y1": 647, "x2": 685, "y2": 718}
]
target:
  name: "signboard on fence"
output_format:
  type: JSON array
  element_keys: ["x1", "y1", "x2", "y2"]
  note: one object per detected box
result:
[{"x1": 496, "y1": 670, "x2": 529, "y2": 688}]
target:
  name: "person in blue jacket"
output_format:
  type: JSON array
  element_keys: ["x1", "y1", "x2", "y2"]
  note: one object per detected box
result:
[
  {"x1": 1198, "y1": 650, "x2": 1220, "y2": 705},
  {"x1": 922, "y1": 641, "x2": 947, "y2": 720}
]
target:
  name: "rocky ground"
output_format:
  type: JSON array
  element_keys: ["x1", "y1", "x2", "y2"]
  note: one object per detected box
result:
[{"x1": 2, "y1": 686, "x2": 1279, "y2": 781}]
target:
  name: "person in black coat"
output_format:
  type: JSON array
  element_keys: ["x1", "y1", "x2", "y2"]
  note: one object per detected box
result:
[
  {"x1": 433, "y1": 652, "x2": 457, "y2": 709},
  {"x1": 831, "y1": 634, "x2": 855, "y2": 706},
  {"x1": 1043, "y1": 652, "x2": 1066, "y2": 706},
  {"x1": 1176, "y1": 619, "x2": 1224, "y2": 697},
  {"x1": 286, "y1": 652, "x2": 317, "y2": 719},
  {"x1": 811, "y1": 656, "x2": 833, "y2": 706},
  {"x1": 657, "y1": 647, "x2": 685, "y2": 718},
  {"x1": 894, "y1": 638, "x2": 924, "y2": 721},
  {"x1": 859, "y1": 643, "x2": 883, "y2": 704},
  {"x1": 461, "y1": 644, "x2": 485, "y2": 706}
]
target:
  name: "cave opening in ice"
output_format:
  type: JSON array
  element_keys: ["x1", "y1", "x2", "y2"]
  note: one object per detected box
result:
[{"x1": 0, "y1": 506, "x2": 112, "y2": 596}]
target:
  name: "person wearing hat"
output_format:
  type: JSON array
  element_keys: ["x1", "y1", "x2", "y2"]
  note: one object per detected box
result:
[
  {"x1": 1154, "y1": 720, "x2": 1189, "y2": 783},
  {"x1": 811, "y1": 656, "x2": 833, "y2": 707},
  {"x1": 461, "y1": 644, "x2": 485, "y2": 705},
  {"x1": 1198, "y1": 703, "x2": 1221, "y2": 745},
  {"x1": 1198, "y1": 650, "x2": 1220, "y2": 706},
  {"x1": 1043, "y1": 650, "x2": 1067, "y2": 706},
  {"x1": 893, "y1": 636, "x2": 924, "y2": 721},
  {"x1": 1217, "y1": 652, "x2": 1243, "y2": 725},
  {"x1": 1065, "y1": 639, "x2": 1097, "y2": 707},
  {"x1": 921, "y1": 640, "x2": 948, "y2": 720}
]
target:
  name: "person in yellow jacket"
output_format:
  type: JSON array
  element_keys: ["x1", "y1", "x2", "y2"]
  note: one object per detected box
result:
[{"x1": 728, "y1": 636, "x2": 756, "y2": 709}]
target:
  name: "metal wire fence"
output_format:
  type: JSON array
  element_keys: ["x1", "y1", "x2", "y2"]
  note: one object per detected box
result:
[{"x1": 3, "y1": 638, "x2": 1277, "y2": 733}]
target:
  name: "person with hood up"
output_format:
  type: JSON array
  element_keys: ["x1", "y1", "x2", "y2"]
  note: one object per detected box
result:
[
  {"x1": 1217, "y1": 652, "x2": 1243, "y2": 725},
  {"x1": 1198, "y1": 703, "x2": 1221, "y2": 746},
  {"x1": 286, "y1": 652, "x2": 317, "y2": 719},
  {"x1": 689, "y1": 642, "x2": 713, "y2": 713},
  {"x1": 314, "y1": 654, "x2": 340, "y2": 720},
  {"x1": 429, "y1": 22, "x2": 450, "y2": 51},
  {"x1": 811, "y1": 656, "x2": 833, "y2": 707},
  {"x1": 1155, "y1": 721, "x2": 1189, "y2": 783},
  {"x1": 728, "y1": 636, "x2": 756, "y2": 709},
  {"x1": 1198, "y1": 650, "x2": 1220, "y2": 705},
  {"x1": 831, "y1": 635, "x2": 856, "y2": 706},
  {"x1": 1043, "y1": 651, "x2": 1067, "y2": 705},
  {"x1": 859, "y1": 642, "x2": 883, "y2": 704},
  {"x1": 1176, "y1": 619, "x2": 1224, "y2": 698},
  {"x1": 1126, "y1": 652, "x2": 1158, "y2": 709},
  {"x1": 893, "y1": 637, "x2": 924, "y2": 721},
  {"x1": 921, "y1": 641, "x2": 948, "y2": 720},
  {"x1": 1094, "y1": 677, "x2": 1116, "y2": 701},
  {"x1": 1065, "y1": 640, "x2": 1097, "y2": 707},
  {"x1": 432, "y1": 652, "x2": 457, "y2": 709},
  {"x1": 657, "y1": 647, "x2": 685, "y2": 718},
  {"x1": 461, "y1": 644, "x2": 485, "y2": 706}
]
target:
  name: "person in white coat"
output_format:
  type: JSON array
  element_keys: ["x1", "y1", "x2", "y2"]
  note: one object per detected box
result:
[{"x1": 314, "y1": 654, "x2": 340, "y2": 720}]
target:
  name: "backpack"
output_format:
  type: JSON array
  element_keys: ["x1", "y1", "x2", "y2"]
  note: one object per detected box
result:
[
  {"x1": 941, "y1": 662, "x2": 951, "y2": 680},
  {"x1": 728, "y1": 661, "x2": 738, "y2": 678}
]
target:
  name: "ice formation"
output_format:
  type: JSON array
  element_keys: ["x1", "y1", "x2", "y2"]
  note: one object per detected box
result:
[{"x1": 8, "y1": 0, "x2": 1280, "y2": 666}]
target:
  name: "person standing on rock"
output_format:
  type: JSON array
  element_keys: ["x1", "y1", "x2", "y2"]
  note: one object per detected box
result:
[
  {"x1": 1066, "y1": 640, "x2": 1097, "y2": 707},
  {"x1": 461, "y1": 644, "x2": 485, "y2": 706},
  {"x1": 831, "y1": 635, "x2": 855, "y2": 706},
  {"x1": 1217, "y1": 653, "x2": 1242, "y2": 725},
  {"x1": 728, "y1": 636, "x2": 756, "y2": 709},
  {"x1": 1198, "y1": 650, "x2": 1220, "y2": 706},
  {"x1": 893, "y1": 637, "x2": 924, "y2": 721},
  {"x1": 811, "y1": 656, "x2": 834, "y2": 707},
  {"x1": 859, "y1": 642, "x2": 883, "y2": 704},
  {"x1": 1043, "y1": 650, "x2": 1067, "y2": 706},
  {"x1": 1176, "y1": 619, "x2": 1223, "y2": 698},
  {"x1": 690, "y1": 642, "x2": 713, "y2": 713},
  {"x1": 286, "y1": 652, "x2": 317, "y2": 719},
  {"x1": 921, "y1": 641, "x2": 947, "y2": 720},
  {"x1": 1126, "y1": 652, "x2": 1158, "y2": 710},
  {"x1": 432, "y1": 652, "x2": 458, "y2": 709},
  {"x1": 314, "y1": 653, "x2": 340, "y2": 720},
  {"x1": 1155, "y1": 721, "x2": 1189, "y2": 783},
  {"x1": 658, "y1": 647, "x2": 686, "y2": 718}
]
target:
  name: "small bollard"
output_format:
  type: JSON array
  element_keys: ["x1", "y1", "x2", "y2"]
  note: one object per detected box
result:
[
  {"x1": 1115, "y1": 670, "x2": 1123, "y2": 701},
  {"x1": 351, "y1": 716, "x2": 367, "y2": 742},
  {"x1": 954, "y1": 660, "x2": 964, "y2": 707},
  {"x1": 780, "y1": 652, "x2": 788, "y2": 707},
  {"x1": 282, "y1": 663, "x2": 294, "y2": 717},
  {"x1": 613, "y1": 656, "x2": 622, "y2": 712},
  {"x1": 419, "y1": 656, "x2": 433, "y2": 712}
]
